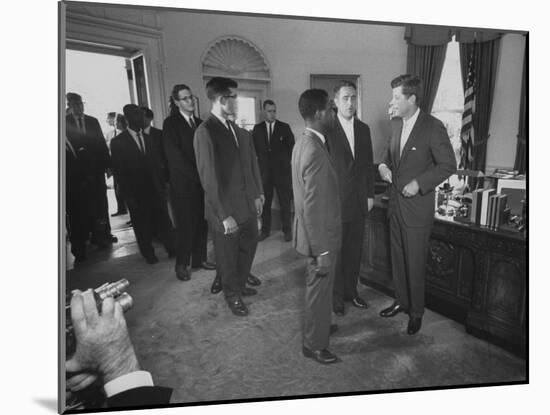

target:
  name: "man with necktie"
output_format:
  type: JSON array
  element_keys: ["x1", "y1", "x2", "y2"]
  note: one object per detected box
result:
[
  {"x1": 110, "y1": 104, "x2": 175, "y2": 264},
  {"x1": 292, "y1": 89, "x2": 342, "y2": 364},
  {"x1": 252, "y1": 100, "x2": 295, "y2": 242},
  {"x1": 326, "y1": 81, "x2": 374, "y2": 317},
  {"x1": 194, "y1": 77, "x2": 264, "y2": 317},
  {"x1": 161, "y1": 85, "x2": 216, "y2": 282},
  {"x1": 378, "y1": 75, "x2": 455, "y2": 335},
  {"x1": 66, "y1": 93, "x2": 116, "y2": 248}
]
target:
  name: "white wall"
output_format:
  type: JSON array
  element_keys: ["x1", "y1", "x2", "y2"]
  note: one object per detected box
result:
[
  {"x1": 486, "y1": 33, "x2": 526, "y2": 171},
  {"x1": 158, "y1": 11, "x2": 407, "y2": 161}
]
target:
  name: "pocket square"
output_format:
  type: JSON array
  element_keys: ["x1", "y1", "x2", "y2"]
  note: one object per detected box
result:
[{"x1": 411, "y1": 147, "x2": 417, "y2": 150}]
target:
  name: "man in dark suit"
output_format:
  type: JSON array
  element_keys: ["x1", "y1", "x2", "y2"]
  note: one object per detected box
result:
[
  {"x1": 66, "y1": 136, "x2": 94, "y2": 263},
  {"x1": 194, "y1": 77, "x2": 264, "y2": 317},
  {"x1": 142, "y1": 107, "x2": 169, "y2": 186},
  {"x1": 110, "y1": 104, "x2": 175, "y2": 264},
  {"x1": 161, "y1": 86, "x2": 215, "y2": 282},
  {"x1": 292, "y1": 89, "x2": 342, "y2": 364},
  {"x1": 66, "y1": 93, "x2": 116, "y2": 247},
  {"x1": 252, "y1": 100, "x2": 295, "y2": 242},
  {"x1": 378, "y1": 74, "x2": 455, "y2": 335},
  {"x1": 327, "y1": 81, "x2": 374, "y2": 317},
  {"x1": 66, "y1": 290, "x2": 172, "y2": 409}
]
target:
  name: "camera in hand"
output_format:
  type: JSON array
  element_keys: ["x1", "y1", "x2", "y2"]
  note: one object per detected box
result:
[{"x1": 65, "y1": 279, "x2": 133, "y2": 358}]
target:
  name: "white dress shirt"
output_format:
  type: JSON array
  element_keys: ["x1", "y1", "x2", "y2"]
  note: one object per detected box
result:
[
  {"x1": 337, "y1": 114, "x2": 355, "y2": 158},
  {"x1": 180, "y1": 110, "x2": 196, "y2": 129},
  {"x1": 399, "y1": 107, "x2": 420, "y2": 156},
  {"x1": 127, "y1": 127, "x2": 146, "y2": 154},
  {"x1": 103, "y1": 370, "x2": 154, "y2": 398},
  {"x1": 265, "y1": 121, "x2": 275, "y2": 144}
]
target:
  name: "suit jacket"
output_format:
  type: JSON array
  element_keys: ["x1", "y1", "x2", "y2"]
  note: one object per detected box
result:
[
  {"x1": 148, "y1": 126, "x2": 169, "y2": 183},
  {"x1": 194, "y1": 115, "x2": 263, "y2": 230},
  {"x1": 162, "y1": 112, "x2": 203, "y2": 195},
  {"x1": 66, "y1": 114, "x2": 110, "y2": 174},
  {"x1": 292, "y1": 129, "x2": 341, "y2": 257},
  {"x1": 252, "y1": 120, "x2": 295, "y2": 185},
  {"x1": 327, "y1": 117, "x2": 374, "y2": 222},
  {"x1": 110, "y1": 130, "x2": 168, "y2": 204},
  {"x1": 380, "y1": 110, "x2": 456, "y2": 227},
  {"x1": 106, "y1": 386, "x2": 172, "y2": 408}
]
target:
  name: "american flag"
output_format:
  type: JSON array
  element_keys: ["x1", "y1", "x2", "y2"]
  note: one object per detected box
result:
[{"x1": 460, "y1": 41, "x2": 476, "y2": 169}]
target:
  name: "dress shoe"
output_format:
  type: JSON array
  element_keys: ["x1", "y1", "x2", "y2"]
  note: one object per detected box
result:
[
  {"x1": 241, "y1": 287, "x2": 258, "y2": 297},
  {"x1": 175, "y1": 265, "x2": 190, "y2": 281},
  {"x1": 284, "y1": 232, "x2": 292, "y2": 242},
  {"x1": 200, "y1": 261, "x2": 216, "y2": 270},
  {"x1": 145, "y1": 254, "x2": 159, "y2": 265},
  {"x1": 333, "y1": 300, "x2": 345, "y2": 317},
  {"x1": 407, "y1": 317, "x2": 422, "y2": 335},
  {"x1": 246, "y1": 274, "x2": 261, "y2": 286},
  {"x1": 379, "y1": 302, "x2": 407, "y2": 318},
  {"x1": 351, "y1": 296, "x2": 369, "y2": 309},
  {"x1": 226, "y1": 296, "x2": 249, "y2": 316},
  {"x1": 258, "y1": 232, "x2": 270, "y2": 241},
  {"x1": 302, "y1": 346, "x2": 338, "y2": 364},
  {"x1": 211, "y1": 275, "x2": 222, "y2": 294},
  {"x1": 329, "y1": 324, "x2": 338, "y2": 336}
]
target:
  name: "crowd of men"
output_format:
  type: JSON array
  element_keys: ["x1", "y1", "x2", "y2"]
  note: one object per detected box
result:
[{"x1": 65, "y1": 74, "x2": 456, "y2": 407}]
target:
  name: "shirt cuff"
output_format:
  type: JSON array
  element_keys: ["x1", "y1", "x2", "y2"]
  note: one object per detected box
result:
[
  {"x1": 104, "y1": 371, "x2": 154, "y2": 397},
  {"x1": 379, "y1": 163, "x2": 388, "y2": 171},
  {"x1": 319, "y1": 251, "x2": 329, "y2": 256}
]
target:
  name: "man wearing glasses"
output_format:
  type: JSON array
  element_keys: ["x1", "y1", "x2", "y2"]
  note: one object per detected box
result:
[
  {"x1": 194, "y1": 77, "x2": 264, "y2": 317},
  {"x1": 162, "y1": 85, "x2": 214, "y2": 282}
]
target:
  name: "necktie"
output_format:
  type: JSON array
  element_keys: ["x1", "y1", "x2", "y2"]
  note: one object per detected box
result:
[
  {"x1": 137, "y1": 131, "x2": 145, "y2": 154},
  {"x1": 268, "y1": 122, "x2": 273, "y2": 144},
  {"x1": 226, "y1": 121, "x2": 239, "y2": 147},
  {"x1": 77, "y1": 117, "x2": 83, "y2": 133},
  {"x1": 324, "y1": 139, "x2": 331, "y2": 154},
  {"x1": 189, "y1": 117, "x2": 196, "y2": 130}
]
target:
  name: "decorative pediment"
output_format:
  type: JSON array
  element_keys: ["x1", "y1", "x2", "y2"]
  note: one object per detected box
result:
[{"x1": 202, "y1": 36, "x2": 270, "y2": 79}]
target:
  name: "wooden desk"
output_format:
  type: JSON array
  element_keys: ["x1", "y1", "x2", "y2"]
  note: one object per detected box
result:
[{"x1": 360, "y1": 196, "x2": 527, "y2": 357}]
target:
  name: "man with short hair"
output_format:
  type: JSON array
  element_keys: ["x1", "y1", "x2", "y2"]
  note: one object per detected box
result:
[
  {"x1": 327, "y1": 81, "x2": 374, "y2": 317},
  {"x1": 378, "y1": 74, "x2": 455, "y2": 335},
  {"x1": 252, "y1": 100, "x2": 295, "y2": 242},
  {"x1": 292, "y1": 89, "x2": 341, "y2": 364},
  {"x1": 66, "y1": 92, "x2": 116, "y2": 248},
  {"x1": 110, "y1": 104, "x2": 175, "y2": 264},
  {"x1": 194, "y1": 77, "x2": 264, "y2": 317},
  {"x1": 141, "y1": 106, "x2": 169, "y2": 185}
]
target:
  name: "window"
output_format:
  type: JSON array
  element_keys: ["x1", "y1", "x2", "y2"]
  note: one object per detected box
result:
[
  {"x1": 235, "y1": 96, "x2": 257, "y2": 131},
  {"x1": 431, "y1": 37, "x2": 464, "y2": 168}
]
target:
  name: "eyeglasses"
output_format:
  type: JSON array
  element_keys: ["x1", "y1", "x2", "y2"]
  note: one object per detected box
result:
[
  {"x1": 177, "y1": 95, "x2": 195, "y2": 102},
  {"x1": 223, "y1": 94, "x2": 238, "y2": 100}
]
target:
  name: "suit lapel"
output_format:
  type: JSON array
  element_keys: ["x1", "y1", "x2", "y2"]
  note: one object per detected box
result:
[
  {"x1": 391, "y1": 119, "x2": 402, "y2": 169},
  {"x1": 336, "y1": 118, "x2": 354, "y2": 161}
]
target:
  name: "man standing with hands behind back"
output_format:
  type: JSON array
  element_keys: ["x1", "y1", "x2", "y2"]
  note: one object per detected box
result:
[
  {"x1": 378, "y1": 74, "x2": 455, "y2": 335},
  {"x1": 194, "y1": 77, "x2": 264, "y2": 317},
  {"x1": 292, "y1": 89, "x2": 341, "y2": 364},
  {"x1": 252, "y1": 100, "x2": 295, "y2": 242},
  {"x1": 327, "y1": 81, "x2": 374, "y2": 317}
]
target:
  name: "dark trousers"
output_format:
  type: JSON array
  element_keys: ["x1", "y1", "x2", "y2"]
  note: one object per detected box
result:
[
  {"x1": 261, "y1": 174, "x2": 292, "y2": 235},
  {"x1": 303, "y1": 252, "x2": 336, "y2": 351},
  {"x1": 67, "y1": 193, "x2": 93, "y2": 259},
  {"x1": 90, "y1": 177, "x2": 112, "y2": 243},
  {"x1": 171, "y1": 185, "x2": 208, "y2": 268},
  {"x1": 113, "y1": 175, "x2": 127, "y2": 214},
  {"x1": 213, "y1": 217, "x2": 258, "y2": 298},
  {"x1": 334, "y1": 215, "x2": 365, "y2": 302},
  {"x1": 127, "y1": 193, "x2": 175, "y2": 259},
  {"x1": 389, "y1": 212, "x2": 431, "y2": 318}
]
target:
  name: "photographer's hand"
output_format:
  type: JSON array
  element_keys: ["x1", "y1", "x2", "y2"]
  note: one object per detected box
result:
[{"x1": 66, "y1": 290, "x2": 140, "y2": 384}]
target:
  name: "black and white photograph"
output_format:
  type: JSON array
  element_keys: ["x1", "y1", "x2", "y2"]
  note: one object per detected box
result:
[
  {"x1": 5, "y1": 0, "x2": 546, "y2": 414},
  {"x1": 58, "y1": 0, "x2": 532, "y2": 412}
]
